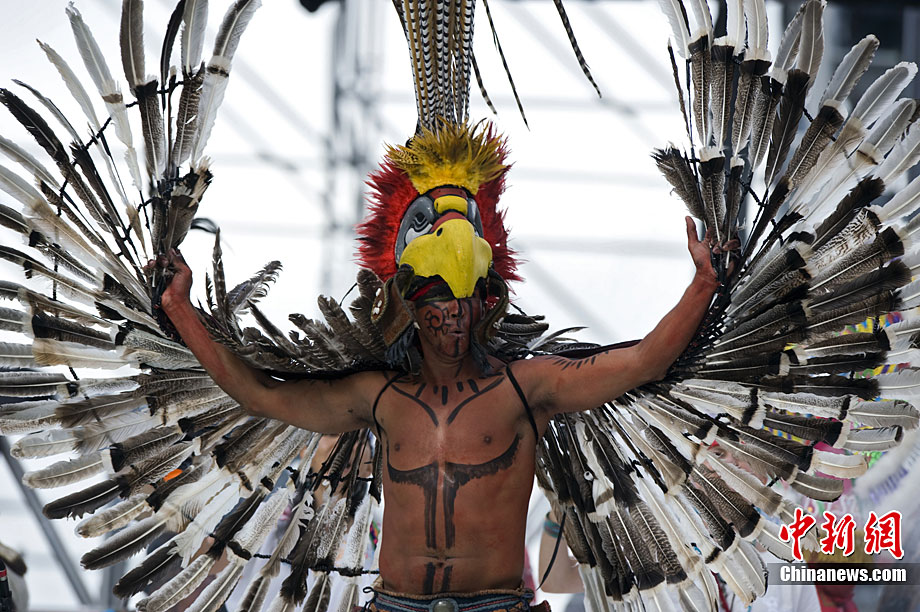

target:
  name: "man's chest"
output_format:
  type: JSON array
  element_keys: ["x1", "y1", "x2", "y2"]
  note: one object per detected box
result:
[{"x1": 376, "y1": 371, "x2": 530, "y2": 467}]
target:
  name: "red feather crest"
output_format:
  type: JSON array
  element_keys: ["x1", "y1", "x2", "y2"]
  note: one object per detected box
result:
[{"x1": 355, "y1": 124, "x2": 520, "y2": 285}]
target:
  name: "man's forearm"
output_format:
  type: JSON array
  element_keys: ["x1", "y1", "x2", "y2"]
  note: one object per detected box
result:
[
  {"x1": 161, "y1": 299, "x2": 274, "y2": 413},
  {"x1": 636, "y1": 271, "x2": 718, "y2": 380}
]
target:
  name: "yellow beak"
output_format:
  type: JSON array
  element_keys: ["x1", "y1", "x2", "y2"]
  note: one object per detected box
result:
[{"x1": 397, "y1": 218, "x2": 492, "y2": 298}]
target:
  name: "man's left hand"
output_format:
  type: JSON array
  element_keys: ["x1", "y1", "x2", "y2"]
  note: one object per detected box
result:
[{"x1": 685, "y1": 216, "x2": 740, "y2": 285}]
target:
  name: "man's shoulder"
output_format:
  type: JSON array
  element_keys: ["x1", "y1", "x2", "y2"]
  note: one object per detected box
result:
[
  {"x1": 305, "y1": 368, "x2": 401, "y2": 405},
  {"x1": 504, "y1": 355, "x2": 559, "y2": 378},
  {"x1": 350, "y1": 368, "x2": 401, "y2": 390}
]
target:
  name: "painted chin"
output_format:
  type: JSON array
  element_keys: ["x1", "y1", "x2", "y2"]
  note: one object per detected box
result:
[{"x1": 437, "y1": 332, "x2": 470, "y2": 358}]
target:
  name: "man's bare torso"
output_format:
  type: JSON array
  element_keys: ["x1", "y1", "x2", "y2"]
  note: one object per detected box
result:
[{"x1": 374, "y1": 366, "x2": 538, "y2": 594}]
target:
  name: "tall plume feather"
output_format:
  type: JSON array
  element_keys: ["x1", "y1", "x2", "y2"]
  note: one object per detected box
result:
[
  {"x1": 808, "y1": 34, "x2": 877, "y2": 114},
  {"x1": 763, "y1": 0, "x2": 824, "y2": 187},
  {"x1": 37, "y1": 40, "x2": 102, "y2": 134},
  {"x1": 82, "y1": 515, "x2": 169, "y2": 571},
  {"x1": 653, "y1": 147, "x2": 705, "y2": 221},
  {"x1": 688, "y1": 37, "x2": 712, "y2": 147},
  {"x1": 710, "y1": 0, "x2": 743, "y2": 152},
  {"x1": 191, "y1": 0, "x2": 262, "y2": 162},
  {"x1": 874, "y1": 119, "x2": 920, "y2": 186},
  {"x1": 120, "y1": 0, "x2": 146, "y2": 88},
  {"x1": 182, "y1": 0, "x2": 209, "y2": 75},
  {"x1": 731, "y1": 0, "x2": 769, "y2": 154},
  {"x1": 783, "y1": 35, "x2": 877, "y2": 189},
  {"x1": 227, "y1": 261, "x2": 282, "y2": 315},
  {"x1": 477, "y1": 0, "x2": 529, "y2": 128},
  {"x1": 76, "y1": 493, "x2": 151, "y2": 538},
  {"x1": 113, "y1": 539, "x2": 181, "y2": 598},
  {"x1": 851, "y1": 62, "x2": 918, "y2": 130},
  {"x1": 134, "y1": 78, "x2": 167, "y2": 177},
  {"x1": 551, "y1": 0, "x2": 601, "y2": 98},
  {"x1": 24, "y1": 454, "x2": 104, "y2": 489},
  {"x1": 66, "y1": 4, "x2": 143, "y2": 189},
  {"x1": 748, "y1": 7, "x2": 802, "y2": 169},
  {"x1": 657, "y1": 0, "x2": 691, "y2": 59}
]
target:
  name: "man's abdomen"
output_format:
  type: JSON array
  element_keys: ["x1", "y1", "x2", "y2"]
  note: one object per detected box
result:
[{"x1": 379, "y1": 440, "x2": 535, "y2": 594}]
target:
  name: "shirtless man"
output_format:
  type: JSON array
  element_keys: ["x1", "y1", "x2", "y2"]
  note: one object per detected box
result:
[{"x1": 157, "y1": 214, "x2": 725, "y2": 602}]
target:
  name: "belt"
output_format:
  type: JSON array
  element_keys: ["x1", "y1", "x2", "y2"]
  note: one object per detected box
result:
[{"x1": 368, "y1": 590, "x2": 535, "y2": 612}]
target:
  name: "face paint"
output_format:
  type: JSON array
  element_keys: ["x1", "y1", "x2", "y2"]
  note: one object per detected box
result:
[{"x1": 413, "y1": 293, "x2": 483, "y2": 359}]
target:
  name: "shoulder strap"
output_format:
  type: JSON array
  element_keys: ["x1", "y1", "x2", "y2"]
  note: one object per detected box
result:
[
  {"x1": 505, "y1": 364, "x2": 539, "y2": 439},
  {"x1": 372, "y1": 373, "x2": 402, "y2": 437},
  {"x1": 537, "y1": 511, "x2": 568, "y2": 591}
]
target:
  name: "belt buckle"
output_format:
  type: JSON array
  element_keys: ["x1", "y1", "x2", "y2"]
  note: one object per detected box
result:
[{"x1": 429, "y1": 598, "x2": 459, "y2": 612}]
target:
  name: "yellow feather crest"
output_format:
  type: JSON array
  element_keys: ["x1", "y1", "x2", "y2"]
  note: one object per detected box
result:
[{"x1": 386, "y1": 121, "x2": 509, "y2": 195}]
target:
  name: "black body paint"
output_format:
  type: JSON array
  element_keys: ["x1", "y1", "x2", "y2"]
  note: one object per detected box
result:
[
  {"x1": 421, "y1": 562, "x2": 454, "y2": 594},
  {"x1": 441, "y1": 566, "x2": 453, "y2": 591},
  {"x1": 550, "y1": 354, "x2": 600, "y2": 371},
  {"x1": 385, "y1": 434, "x2": 522, "y2": 550},
  {"x1": 446, "y1": 377, "x2": 504, "y2": 424},
  {"x1": 423, "y1": 563, "x2": 436, "y2": 593},
  {"x1": 379, "y1": 370, "x2": 520, "y2": 591},
  {"x1": 423, "y1": 306, "x2": 450, "y2": 336},
  {"x1": 388, "y1": 459, "x2": 440, "y2": 547},
  {"x1": 391, "y1": 384, "x2": 440, "y2": 425},
  {"x1": 441, "y1": 435, "x2": 521, "y2": 547}
]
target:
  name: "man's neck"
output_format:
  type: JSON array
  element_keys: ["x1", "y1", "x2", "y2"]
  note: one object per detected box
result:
[{"x1": 418, "y1": 351, "x2": 482, "y2": 384}]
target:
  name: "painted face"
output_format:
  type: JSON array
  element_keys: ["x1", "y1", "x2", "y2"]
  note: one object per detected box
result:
[
  {"x1": 413, "y1": 292, "x2": 483, "y2": 360},
  {"x1": 710, "y1": 444, "x2": 766, "y2": 484}
]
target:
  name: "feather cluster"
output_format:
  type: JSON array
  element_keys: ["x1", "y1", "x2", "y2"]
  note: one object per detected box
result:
[{"x1": 525, "y1": 0, "x2": 920, "y2": 609}]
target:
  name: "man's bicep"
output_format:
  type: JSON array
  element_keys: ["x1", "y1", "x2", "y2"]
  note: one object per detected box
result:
[
  {"x1": 526, "y1": 348, "x2": 646, "y2": 414},
  {"x1": 260, "y1": 374, "x2": 377, "y2": 433}
]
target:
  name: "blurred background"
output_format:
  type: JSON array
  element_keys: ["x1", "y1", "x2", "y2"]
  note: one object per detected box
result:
[{"x1": 0, "y1": 0, "x2": 917, "y2": 609}]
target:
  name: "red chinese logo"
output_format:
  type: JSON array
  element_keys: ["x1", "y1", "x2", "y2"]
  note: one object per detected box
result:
[
  {"x1": 779, "y1": 509, "x2": 905, "y2": 561},
  {"x1": 779, "y1": 507, "x2": 816, "y2": 561},
  {"x1": 864, "y1": 511, "x2": 904, "y2": 559},
  {"x1": 819, "y1": 511, "x2": 856, "y2": 557}
]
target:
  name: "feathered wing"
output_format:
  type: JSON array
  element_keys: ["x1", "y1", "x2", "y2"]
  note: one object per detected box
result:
[
  {"x1": 0, "y1": 3, "x2": 394, "y2": 611},
  {"x1": 524, "y1": 1, "x2": 920, "y2": 610}
]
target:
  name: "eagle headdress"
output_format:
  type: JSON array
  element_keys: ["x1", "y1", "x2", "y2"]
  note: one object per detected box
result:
[
  {"x1": 356, "y1": 121, "x2": 517, "y2": 361},
  {"x1": 358, "y1": 120, "x2": 516, "y2": 288},
  {"x1": 356, "y1": 1, "x2": 527, "y2": 357}
]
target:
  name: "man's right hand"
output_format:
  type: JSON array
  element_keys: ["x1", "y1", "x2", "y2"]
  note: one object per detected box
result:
[{"x1": 151, "y1": 249, "x2": 193, "y2": 313}]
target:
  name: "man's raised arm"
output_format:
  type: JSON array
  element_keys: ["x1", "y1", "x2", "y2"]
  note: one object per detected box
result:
[
  {"x1": 517, "y1": 217, "x2": 732, "y2": 424},
  {"x1": 156, "y1": 250, "x2": 378, "y2": 434}
]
